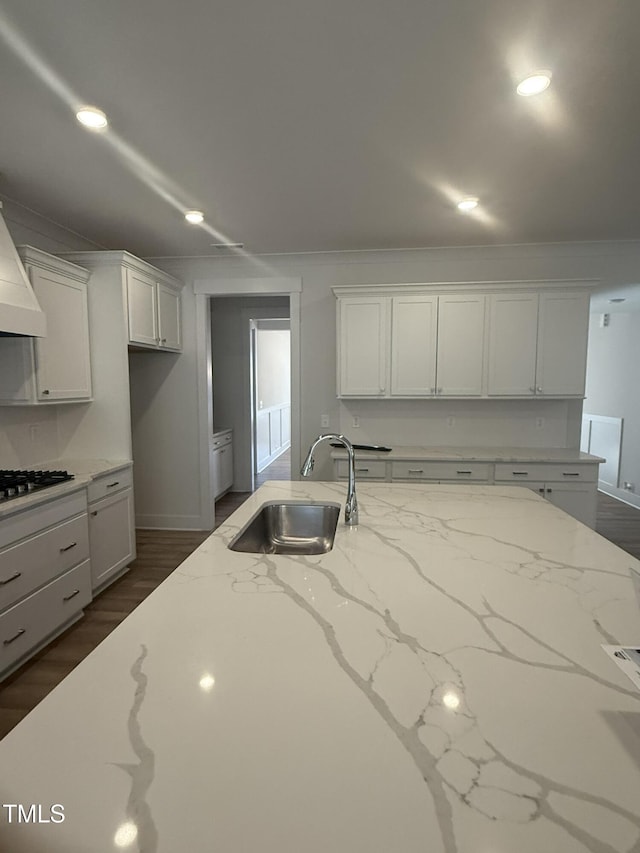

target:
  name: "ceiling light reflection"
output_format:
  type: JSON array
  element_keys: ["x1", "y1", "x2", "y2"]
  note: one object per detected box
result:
[{"x1": 442, "y1": 691, "x2": 461, "y2": 710}]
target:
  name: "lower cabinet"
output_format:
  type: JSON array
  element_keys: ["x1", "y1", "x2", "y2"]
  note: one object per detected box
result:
[
  {"x1": 0, "y1": 490, "x2": 91, "y2": 680},
  {"x1": 212, "y1": 431, "x2": 234, "y2": 500},
  {"x1": 493, "y1": 462, "x2": 598, "y2": 528},
  {"x1": 334, "y1": 456, "x2": 600, "y2": 527},
  {"x1": 87, "y1": 467, "x2": 136, "y2": 593}
]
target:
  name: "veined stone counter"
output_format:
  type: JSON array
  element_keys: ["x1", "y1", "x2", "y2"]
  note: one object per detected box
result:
[
  {"x1": 0, "y1": 480, "x2": 638, "y2": 852},
  {"x1": 330, "y1": 445, "x2": 605, "y2": 462}
]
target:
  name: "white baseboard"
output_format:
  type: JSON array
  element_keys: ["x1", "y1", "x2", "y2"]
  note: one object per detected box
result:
[
  {"x1": 135, "y1": 513, "x2": 210, "y2": 530},
  {"x1": 599, "y1": 486, "x2": 640, "y2": 511},
  {"x1": 256, "y1": 441, "x2": 291, "y2": 473}
]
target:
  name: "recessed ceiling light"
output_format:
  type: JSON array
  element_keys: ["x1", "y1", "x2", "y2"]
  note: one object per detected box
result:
[
  {"x1": 457, "y1": 197, "x2": 479, "y2": 213},
  {"x1": 185, "y1": 210, "x2": 204, "y2": 224},
  {"x1": 516, "y1": 71, "x2": 552, "y2": 97},
  {"x1": 75, "y1": 106, "x2": 108, "y2": 129}
]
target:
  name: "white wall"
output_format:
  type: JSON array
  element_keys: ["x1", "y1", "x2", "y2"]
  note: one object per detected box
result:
[
  {"x1": 256, "y1": 327, "x2": 290, "y2": 410},
  {"x1": 584, "y1": 309, "x2": 640, "y2": 508},
  {"x1": 155, "y1": 239, "x2": 640, "y2": 487}
]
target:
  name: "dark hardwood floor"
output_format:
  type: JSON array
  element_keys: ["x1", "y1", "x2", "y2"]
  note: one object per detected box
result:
[{"x1": 1, "y1": 489, "x2": 638, "y2": 739}]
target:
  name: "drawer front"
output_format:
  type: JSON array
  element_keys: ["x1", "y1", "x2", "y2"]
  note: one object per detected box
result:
[
  {"x1": 87, "y1": 466, "x2": 133, "y2": 503},
  {"x1": 0, "y1": 513, "x2": 89, "y2": 611},
  {"x1": 0, "y1": 560, "x2": 91, "y2": 675},
  {"x1": 0, "y1": 489, "x2": 87, "y2": 551},
  {"x1": 336, "y1": 459, "x2": 387, "y2": 480},
  {"x1": 494, "y1": 462, "x2": 597, "y2": 483},
  {"x1": 392, "y1": 461, "x2": 491, "y2": 481},
  {"x1": 212, "y1": 432, "x2": 232, "y2": 449}
]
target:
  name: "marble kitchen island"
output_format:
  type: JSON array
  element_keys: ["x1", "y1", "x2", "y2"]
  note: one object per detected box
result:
[{"x1": 1, "y1": 480, "x2": 639, "y2": 852}]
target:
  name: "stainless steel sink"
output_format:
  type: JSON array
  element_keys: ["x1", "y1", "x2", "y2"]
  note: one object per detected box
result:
[{"x1": 228, "y1": 501, "x2": 341, "y2": 555}]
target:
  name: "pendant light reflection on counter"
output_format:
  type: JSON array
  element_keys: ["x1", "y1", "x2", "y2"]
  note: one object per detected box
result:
[
  {"x1": 199, "y1": 673, "x2": 215, "y2": 692},
  {"x1": 114, "y1": 821, "x2": 138, "y2": 847}
]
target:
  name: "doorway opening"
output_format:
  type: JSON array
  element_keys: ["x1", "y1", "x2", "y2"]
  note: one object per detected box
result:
[
  {"x1": 210, "y1": 294, "x2": 293, "y2": 505},
  {"x1": 250, "y1": 319, "x2": 291, "y2": 488}
]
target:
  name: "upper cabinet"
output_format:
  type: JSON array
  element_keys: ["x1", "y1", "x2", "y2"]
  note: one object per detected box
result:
[
  {"x1": 389, "y1": 294, "x2": 485, "y2": 397},
  {"x1": 127, "y1": 268, "x2": 182, "y2": 352},
  {"x1": 0, "y1": 248, "x2": 92, "y2": 405},
  {"x1": 487, "y1": 291, "x2": 590, "y2": 397},
  {"x1": 334, "y1": 282, "x2": 594, "y2": 400},
  {"x1": 338, "y1": 297, "x2": 388, "y2": 396}
]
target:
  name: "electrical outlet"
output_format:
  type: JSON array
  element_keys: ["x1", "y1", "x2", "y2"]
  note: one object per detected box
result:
[
  {"x1": 446, "y1": 416, "x2": 455, "y2": 428},
  {"x1": 29, "y1": 424, "x2": 39, "y2": 442},
  {"x1": 320, "y1": 414, "x2": 329, "y2": 429},
  {"x1": 352, "y1": 416, "x2": 360, "y2": 428},
  {"x1": 535, "y1": 417, "x2": 545, "y2": 429}
]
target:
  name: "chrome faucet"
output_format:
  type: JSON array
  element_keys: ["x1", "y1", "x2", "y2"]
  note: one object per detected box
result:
[{"x1": 301, "y1": 433, "x2": 359, "y2": 525}]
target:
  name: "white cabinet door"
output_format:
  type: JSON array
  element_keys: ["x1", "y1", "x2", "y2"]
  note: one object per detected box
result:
[
  {"x1": 526, "y1": 481, "x2": 597, "y2": 527},
  {"x1": 157, "y1": 283, "x2": 181, "y2": 350},
  {"x1": 536, "y1": 292, "x2": 590, "y2": 396},
  {"x1": 436, "y1": 295, "x2": 485, "y2": 395},
  {"x1": 219, "y1": 443, "x2": 234, "y2": 494},
  {"x1": 487, "y1": 293, "x2": 538, "y2": 395},
  {"x1": 32, "y1": 267, "x2": 92, "y2": 400},
  {"x1": 0, "y1": 253, "x2": 92, "y2": 405},
  {"x1": 391, "y1": 295, "x2": 437, "y2": 396},
  {"x1": 88, "y1": 487, "x2": 135, "y2": 592},
  {"x1": 127, "y1": 269, "x2": 158, "y2": 347},
  {"x1": 338, "y1": 298, "x2": 388, "y2": 396}
]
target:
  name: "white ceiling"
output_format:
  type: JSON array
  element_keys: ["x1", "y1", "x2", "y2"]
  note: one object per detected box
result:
[{"x1": 1, "y1": 0, "x2": 640, "y2": 265}]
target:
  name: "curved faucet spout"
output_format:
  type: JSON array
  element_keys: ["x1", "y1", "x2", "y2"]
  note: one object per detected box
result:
[{"x1": 300, "y1": 433, "x2": 359, "y2": 525}]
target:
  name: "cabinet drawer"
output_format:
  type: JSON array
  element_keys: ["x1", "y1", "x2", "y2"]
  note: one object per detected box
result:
[
  {"x1": 0, "y1": 513, "x2": 89, "y2": 611},
  {"x1": 87, "y1": 466, "x2": 133, "y2": 503},
  {"x1": 0, "y1": 560, "x2": 91, "y2": 675},
  {"x1": 335, "y1": 459, "x2": 387, "y2": 479},
  {"x1": 494, "y1": 463, "x2": 597, "y2": 483},
  {"x1": 392, "y1": 461, "x2": 491, "y2": 481},
  {"x1": 212, "y1": 432, "x2": 232, "y2": 449},
  {"x1": 0, "y1": 489, "x2": 87, "y2": 551}
]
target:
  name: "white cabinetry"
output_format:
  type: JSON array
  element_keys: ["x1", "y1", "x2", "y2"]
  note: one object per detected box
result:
[
  {"x1": 127, "y1": 268, "x2": 182, "y2": 351},
  {"x1": 436, "y1": 295, "x2": 485, "y2": 396},
  {"x1": 337, "y1": 297, "x2": 388, "y2": 396},
  {"x1": 487, "y1": 291, "x2": 590, "y2": 397},
  {"x1": 0, "y1": 490, "x2": 91, "y2": 679},
  {"x1": 87, "y1": 466, "x2": 135, "y2": 593},
  {"x1": 0, "y1": 248, "x2": 92, "y2": 405},
  {"x1": 212, "y1": 431, "x2": 234, "y2": 500},
  {"x1": 493, "y1": 462, "x2": 598, "y2": 527},
  {"x1": 391, "y1": 295, "x2": 437, "y2": 396},
  {"x1": 334, "y1": 454, "x2": 600, "y2": 527},
  {"x1": 335, "y1": 282, "x2": 594, "y2": 400}
]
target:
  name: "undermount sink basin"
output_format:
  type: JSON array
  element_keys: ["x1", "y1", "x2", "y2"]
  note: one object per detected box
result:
[{"x1": 228, "y1": 501, "x2": 341, "y2": 555}]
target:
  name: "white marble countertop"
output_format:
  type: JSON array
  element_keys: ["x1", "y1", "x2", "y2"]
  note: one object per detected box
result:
[
  {"x1": 0, "y1": 480, "x2": 638, "y2": 852},
  {"x1": 0, "y1": 458, "x2": 132, "y2": 519},
  {"x1": 331, "y1": 445, "x2": 605, "y2": 463}
]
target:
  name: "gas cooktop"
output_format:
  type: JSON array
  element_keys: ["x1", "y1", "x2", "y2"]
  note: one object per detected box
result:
[{"x1": 0, "y1": 469, "x2": 74, "y2": 502}]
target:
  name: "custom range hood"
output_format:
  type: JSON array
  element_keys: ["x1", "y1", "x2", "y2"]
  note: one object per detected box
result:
[{"x1": 0, "y1": 202, "x2": 46, "y2": 337}]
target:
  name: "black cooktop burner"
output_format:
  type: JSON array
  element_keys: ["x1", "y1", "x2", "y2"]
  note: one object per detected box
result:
[{"x1": 0, "y1": 469, "x2": 74, "y2": 502}]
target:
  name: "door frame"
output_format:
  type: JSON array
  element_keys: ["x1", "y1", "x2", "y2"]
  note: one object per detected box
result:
[{"x1": 194, "y1": 277, "x2": 301, "y2": 528}]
